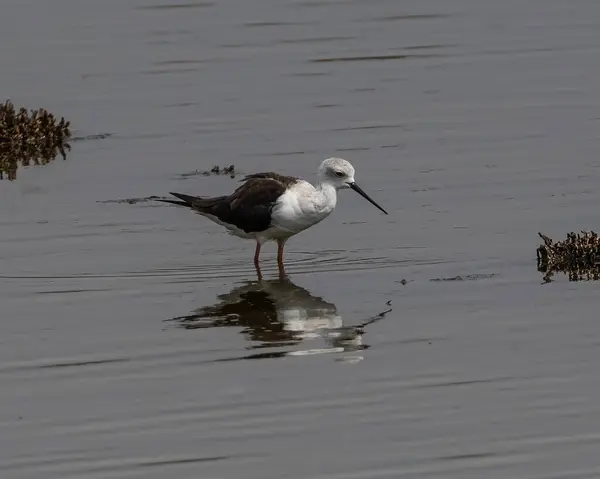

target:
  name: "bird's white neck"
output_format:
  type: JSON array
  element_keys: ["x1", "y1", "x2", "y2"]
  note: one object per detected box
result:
[{"x1": 314, "y1": 180, "x2": 338, "y2": 212}]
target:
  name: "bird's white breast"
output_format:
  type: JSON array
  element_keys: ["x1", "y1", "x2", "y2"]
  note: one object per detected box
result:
[{"x1": 269, "y1": 180, "x2": 336, "y2": 237}]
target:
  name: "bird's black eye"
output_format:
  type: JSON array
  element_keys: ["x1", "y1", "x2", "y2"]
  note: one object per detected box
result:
[{"x1": 334, "y1": 170, "x2": 344, "y2": 177}]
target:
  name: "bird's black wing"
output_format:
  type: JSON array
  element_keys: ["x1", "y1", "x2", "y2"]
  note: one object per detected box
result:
[
  {"x1": 163, "y1": 174, "x2": 298, "y2": 234},
  {"x1": 241, "y1": 172, "x2": 298, "y2": 188}
]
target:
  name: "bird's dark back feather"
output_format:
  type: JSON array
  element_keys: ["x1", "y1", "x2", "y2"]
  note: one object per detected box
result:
[
  {"x1": 242, "y1": 172, "x2": 298, "y2": 187},
  {"x1": 165, "y1": 173, "x2": 299, "y2": 234}
]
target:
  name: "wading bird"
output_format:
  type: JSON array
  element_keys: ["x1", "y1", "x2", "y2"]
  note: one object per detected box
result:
[{"x1": 159, "y1": 157, "x2": 387, "y2": 273}]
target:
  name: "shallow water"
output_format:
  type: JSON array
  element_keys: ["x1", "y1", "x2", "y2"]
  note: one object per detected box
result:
[{"x1": 2, "y1": 0, "x2": 600, "y2": 477}]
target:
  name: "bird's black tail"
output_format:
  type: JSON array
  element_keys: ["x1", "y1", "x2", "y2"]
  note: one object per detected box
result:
[
  {"x1": 156, "y1": 198, "x2": 189, "y2": 207},
  {"x1": 156, "y1": 192, "x2": 226, "y2": 211}
]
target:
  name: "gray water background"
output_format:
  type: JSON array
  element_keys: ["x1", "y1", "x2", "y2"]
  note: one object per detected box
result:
[{"x1": 2, "y1": 0, "x2": 600, "y2": 477}]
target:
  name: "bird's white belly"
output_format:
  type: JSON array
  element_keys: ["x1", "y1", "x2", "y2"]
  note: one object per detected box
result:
[
  {"x1": 198, "y1": 212, "x2": 254, "y2": 239},
  {"x1": 267, "y1": 182, "x2": 335, "y2": 240}
]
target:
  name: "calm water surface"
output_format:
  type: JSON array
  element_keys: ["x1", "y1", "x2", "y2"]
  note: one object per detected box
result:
[{"x1": 2, "y1": 0, "x2": 600, "y2": 477}]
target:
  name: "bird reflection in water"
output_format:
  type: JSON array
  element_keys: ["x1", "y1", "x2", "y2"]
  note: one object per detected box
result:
[{"x1": 168, "y1": 273, "x2": 392, "y2": 362}]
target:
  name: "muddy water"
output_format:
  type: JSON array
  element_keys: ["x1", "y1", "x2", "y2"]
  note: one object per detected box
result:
[{"x1": 2, "y1": 0, "x2": 600, "y2": 477}]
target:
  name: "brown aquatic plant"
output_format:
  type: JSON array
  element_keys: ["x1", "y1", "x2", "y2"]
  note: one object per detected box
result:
[
  {"x1": 536, "y1": 231, "x2": 600, "y2": 282},
  {"x1": 0, "y1": 100, "x2": 71, "y2": 180},
  {"x1": 179, "y1": 164, "x2": 237, "y2": 179},
  {"x1": 208, "y1": 164, "x2": 235, "y2": 177}
]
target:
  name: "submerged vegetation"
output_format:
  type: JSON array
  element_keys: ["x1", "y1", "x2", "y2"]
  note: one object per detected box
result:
[
  {"x1": 179, "y1": 164, "x2": 236, "y2": 179},
  {"x1": 0, "y1": 100, "x2": 71, "y2": 180},
  {"x1": 537, "y1": 231, "x2": 600, "y2": 282}
]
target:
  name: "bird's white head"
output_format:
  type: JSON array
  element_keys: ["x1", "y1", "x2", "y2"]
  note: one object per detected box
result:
[
  {"x1": 317, "y1": 157, "x2": 388, "y2": 215},
  {"x1": 318, "y1": 157, "x2": 356, "y2": 190}
]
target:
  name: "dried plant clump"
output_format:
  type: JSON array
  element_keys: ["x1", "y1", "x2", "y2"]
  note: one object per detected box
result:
[
  {"x1": 209, "y1": 164, "x2": 235, "y2": 175},
  {"x1": 537, "y1": 231, "x2": 600, "y2": 282},
  {"x1": 178, "y1": 164, "x2": 236, "y2": 179},
  {"x1": 205, "y1": 164, "x2": 236, "y2": 178},
  {"x1": 0, "y1": 100, "x2": 71, "y2": 180}
]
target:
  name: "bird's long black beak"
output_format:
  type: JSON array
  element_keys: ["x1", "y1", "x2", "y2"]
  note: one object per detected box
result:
[{"x1": 349, "y1": 182, "x2": 388, "y2": 215}]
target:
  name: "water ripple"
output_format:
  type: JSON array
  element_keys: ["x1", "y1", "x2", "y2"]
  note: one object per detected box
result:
[{"x1": 136, "y1": 2, "x2": 214, "y2": 10}]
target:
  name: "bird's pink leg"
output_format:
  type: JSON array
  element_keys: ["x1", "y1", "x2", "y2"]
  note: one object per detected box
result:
[
  {"x1": 255, "y1": 263, "x2": 263, "y2": 281},
  {"x1": 254, "y1": 242, "x2": 264, "y2": 280},
  {"x1": 277, "y1": 238, "x2": 287, "y2": 276},
  {"x1": 254, "y1": 241, "x2": 261, "y2": 267}
]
